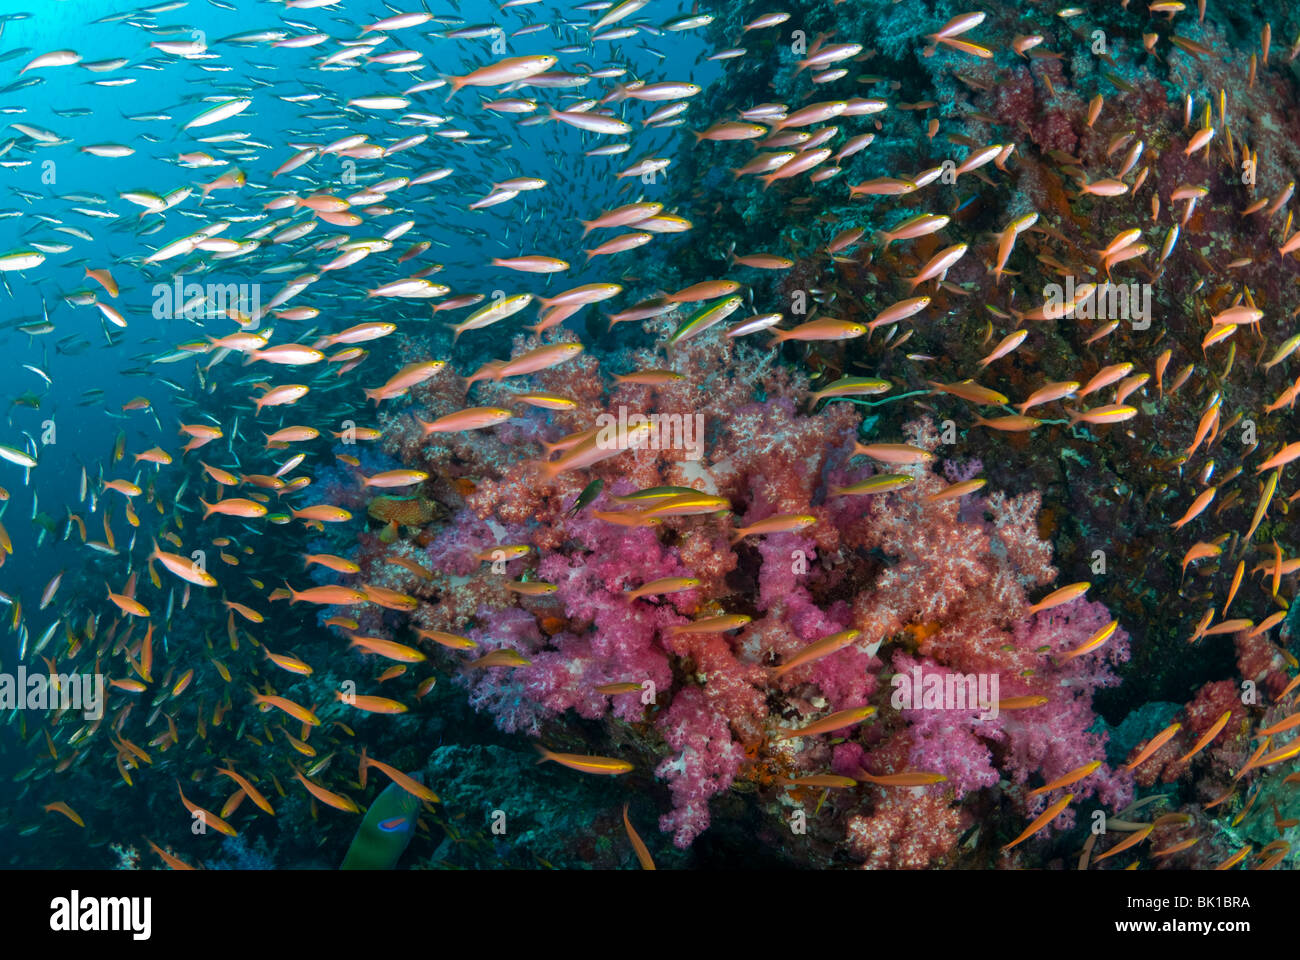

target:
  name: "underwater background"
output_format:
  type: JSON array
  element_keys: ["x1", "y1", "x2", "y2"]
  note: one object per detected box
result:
[{"x1": 0, "y1": 0, "x2": 1298, "y2": 871}]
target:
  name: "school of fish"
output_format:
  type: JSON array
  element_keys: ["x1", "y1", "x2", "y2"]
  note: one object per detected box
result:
[{"x1": 0, "y1": 0, "x2": 1298, "y2": 870}]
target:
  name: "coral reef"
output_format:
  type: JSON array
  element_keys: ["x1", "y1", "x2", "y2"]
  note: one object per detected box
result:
[{"x1": 341, "y1": 322, "x2": 1137, "y2": 864}]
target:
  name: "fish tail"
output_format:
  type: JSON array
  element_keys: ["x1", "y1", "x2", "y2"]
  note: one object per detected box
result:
[{"x1": 533, "y1": 743, "x2": 553, "y2": 765}]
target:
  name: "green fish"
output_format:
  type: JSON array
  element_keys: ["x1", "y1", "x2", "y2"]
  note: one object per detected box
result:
[
  {"x1": 667, "y1": 295, "x2": 744, "y2": 346},
  {"x1": 567, "y1": 478, "x2": 603, "y2": 517},
  {"x1": 341, "y1": 780, "x2": 422, "y2": 870},
  {"x1": 810, "y1": 376, "x2": 892, "y2": 403}
]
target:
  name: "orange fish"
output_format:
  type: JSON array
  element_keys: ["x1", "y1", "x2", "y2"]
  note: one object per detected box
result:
[
  {"x1": 623, "y1": 803, "x2": 656, "y2": 869},
  {"x1": 1093, "y1": 823, "x2": 1154, "y2": 862},
  {"x1": 729, "y1": 514, "x2": 816, "y2": 544},
  {"x1": 535, "y1": 745, "x2": 633, "y2": 775},
  {"x1": 1001, "y1": 793, "x2": 1073, "y2": 852},
  {"x1": 283, "y1": 583, "x2": 368, "y2": 606},
  {"x1": 1026, "y1": 582, "x2": 1089, "y2": 615},
  {"x1": 292, "y1": 769, "x2": 360, "y2": 813},
  {"x1": 1027, "y1": 760, "x2": 1102, "y2": 797},
  {"x1": 250, "y1": 690, "x2": 321, "y2": 726},
  {"x1": 1124, "y1": 722, "x2": 1181, "y2": 770},
  {"x1": 855, "y1": 771, "x2": 947, "y2": 787},
  {"x1": 415, "y1": 628, "x2": 478, "y2": 650},
  {"x1": 43, "y1": 801, "x2": 85, "y2": 827},
  {"x1": 465, "y1": 649, "x2": 531, "y2": 668},
  {"x1": 335, "y1": 691, "x2": 408, "y2": 714},
  {"x1": 348, "y1": 634, "x2": 426, "y2": 663},
  {"x1": 177, "y1": 782, "x2": 238, "y2": 837},
  {"x1": 775, "y1": 705, "x2": 876, "y2": 741},
  {"x1": 358, "y1": 746, "x2": 439, "y2": 803},
  {"x1": 997, "y1": 695, "x2": 1048, "y2": 710},
  {"x1": 145, "y1": 837, "x2": 195, "y2": 870},
  {"x1": 214, "y1": 765, "x2": 276, "y2": 816}
]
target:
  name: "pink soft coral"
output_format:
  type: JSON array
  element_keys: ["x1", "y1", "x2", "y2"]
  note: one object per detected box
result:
[
  {"x1": 846, "y1": 790, "x2": 968, "y2": 869},
  {"x1": 654, "y1": 687, "x2": 746, "y2": 848},
  {"x1": 386, "y1": 315, "x2": 1137, "y2": 862}
]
